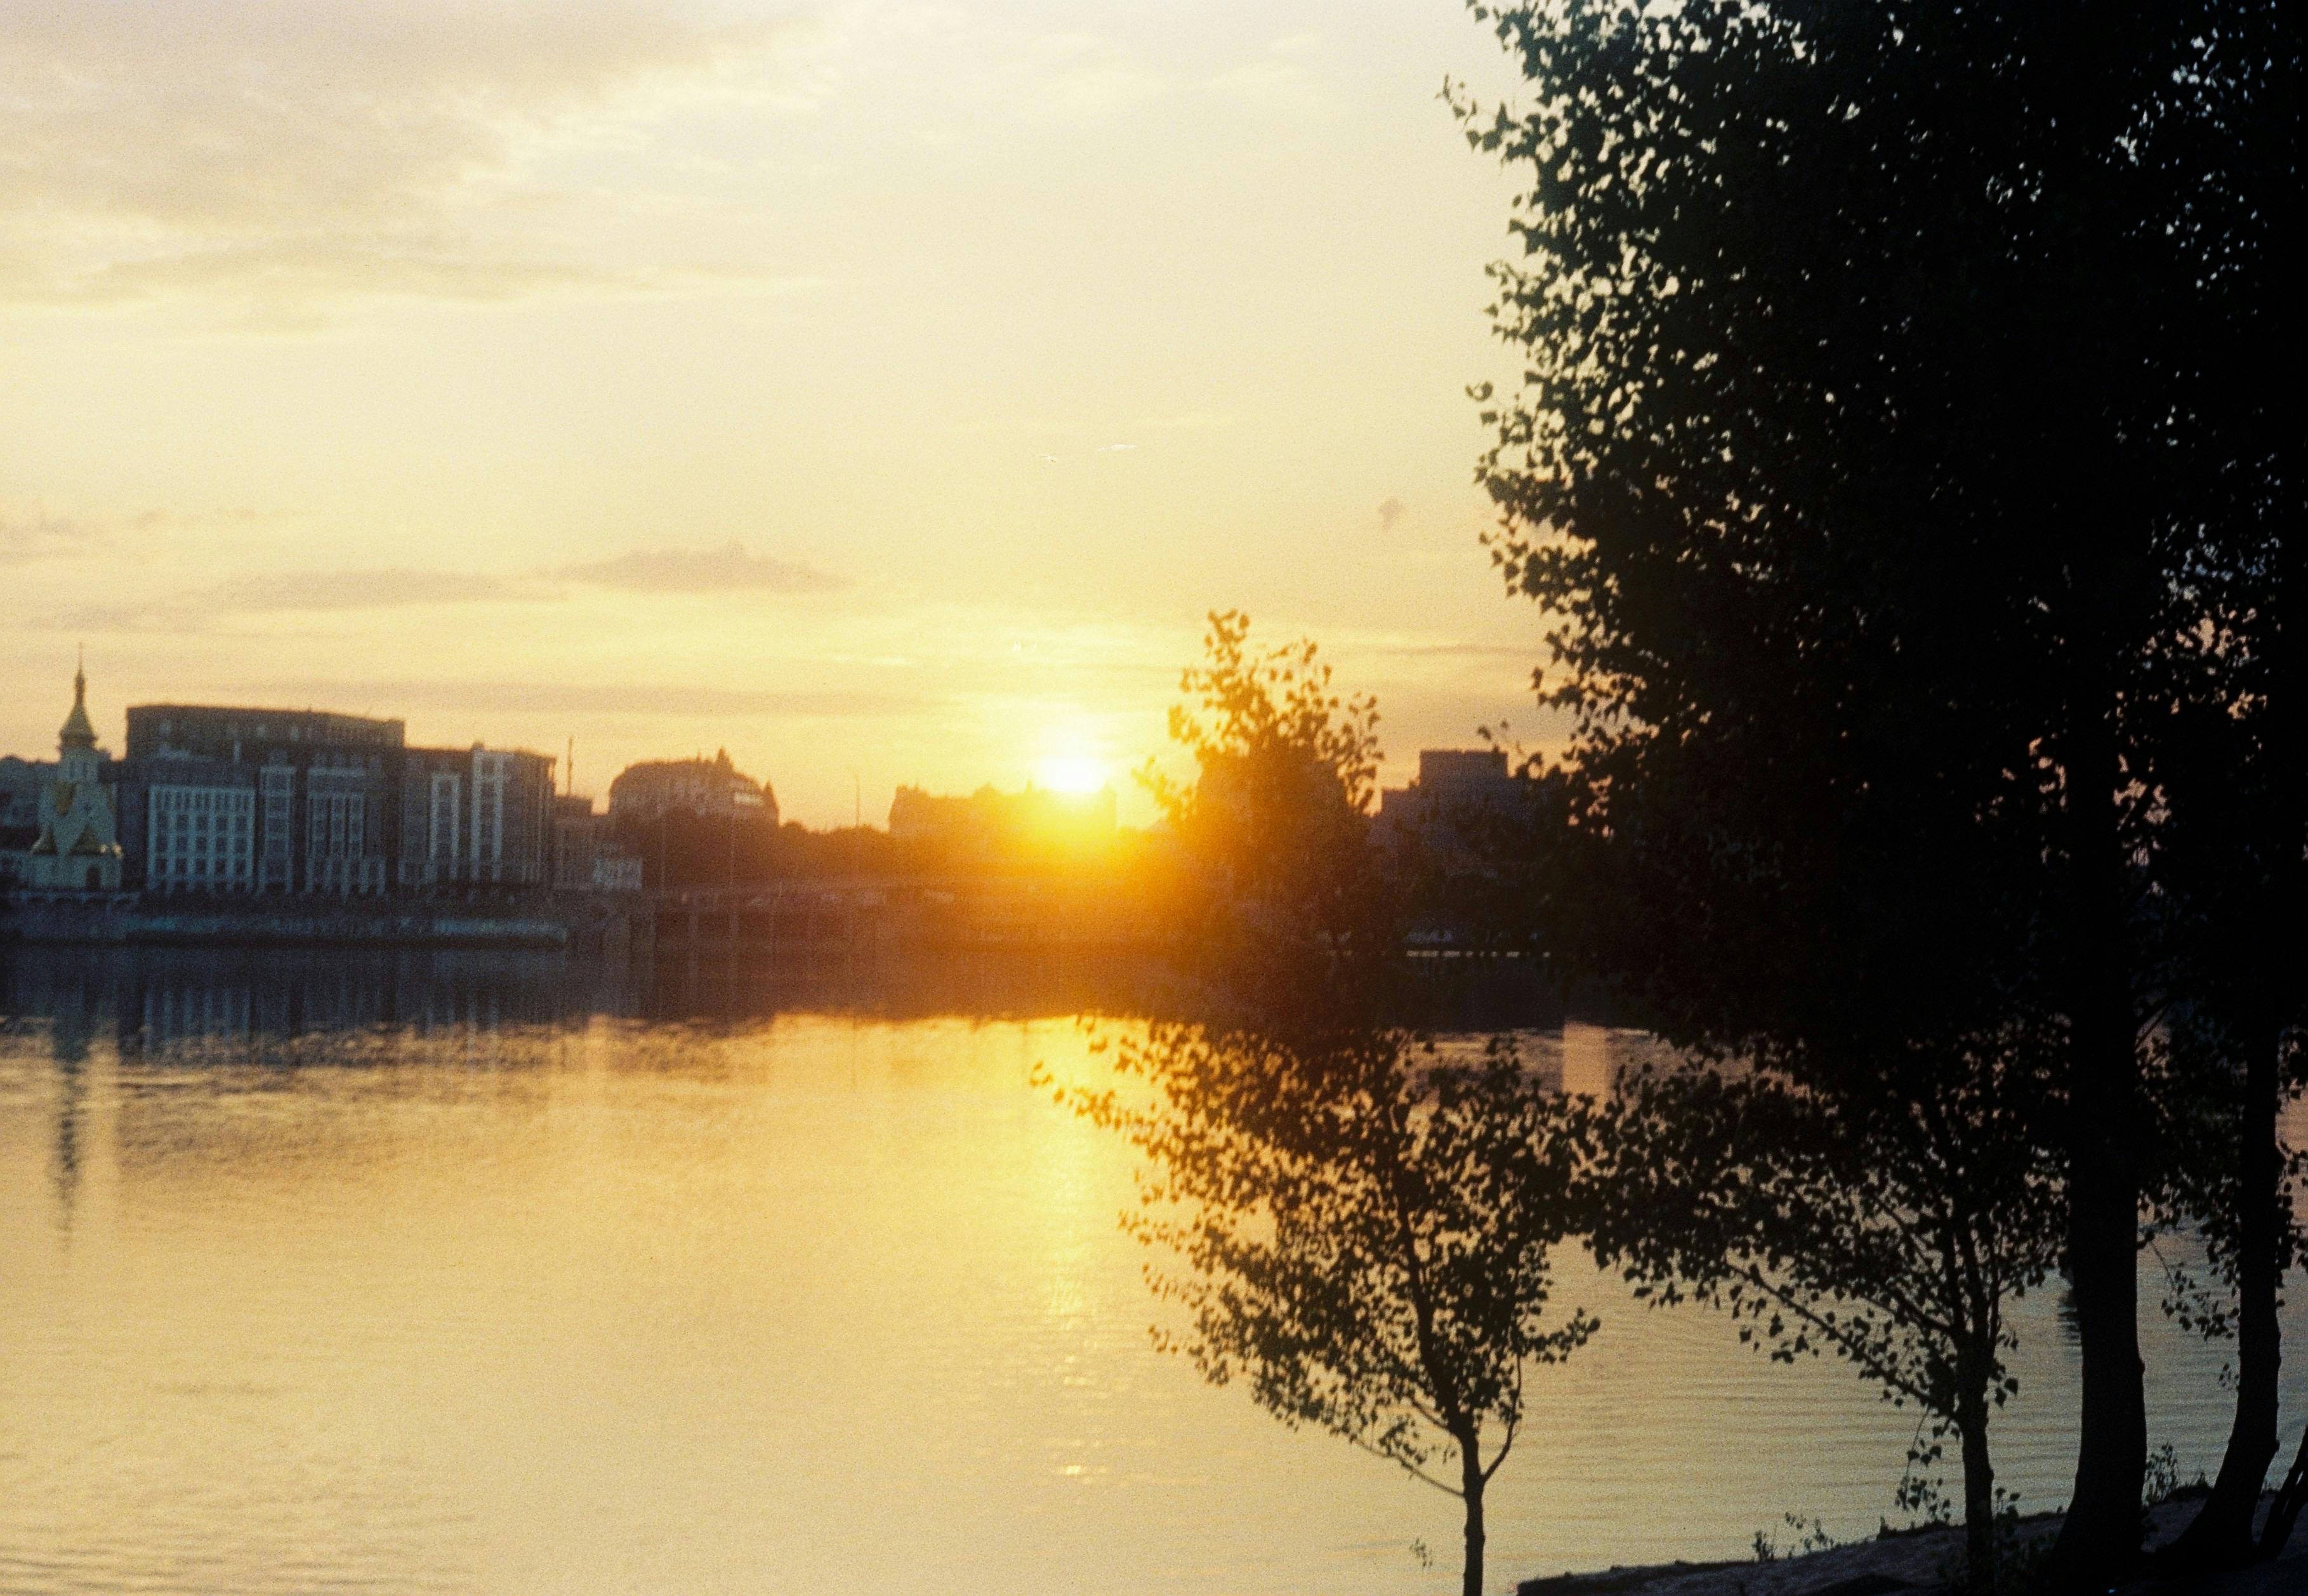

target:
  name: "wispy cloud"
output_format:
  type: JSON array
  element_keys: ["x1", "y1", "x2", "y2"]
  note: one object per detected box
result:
[
  {"x1": 0, "y1": 511, "x2": 106, "y2": 565},
  {"x1": 560, "y1": 541, "x2": 845, "y2": 595},
  {"x1": 263, "y1": 681, "x2": 926, "y2": 719},
  {"x1": 216, "y1": 569, "x2": 545, "y2": 612},
  {"x1": 41, "y1": 541, "x2": 845, "y2": 633},
  {"x1": 0, "y1": 0, "x2": 787, "y2": 310}
]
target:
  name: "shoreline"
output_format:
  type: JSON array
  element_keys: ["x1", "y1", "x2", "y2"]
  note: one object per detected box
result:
[{"x1": 1515, "y1": 1495, "x2": 2308, "y2": 1596}]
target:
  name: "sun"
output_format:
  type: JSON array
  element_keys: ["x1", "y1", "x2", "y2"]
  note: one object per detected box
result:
[{"x1": 1035, "y1": 753, "x2": 1106, "y2": 795}]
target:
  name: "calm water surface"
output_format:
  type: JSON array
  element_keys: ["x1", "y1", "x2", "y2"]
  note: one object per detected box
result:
[{"x1": 0, "y1": 951, "x2": 2297, "y2": 1595}]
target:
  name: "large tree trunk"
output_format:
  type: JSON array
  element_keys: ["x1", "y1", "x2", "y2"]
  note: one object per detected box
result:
[
  {"x1": 2047, "y1": 802, "x2": 2146, "y2": 1581},
  {"x1": 2171, "y1": 1018, "x2": 2283, "y2": 1566},
  {"x1": 1459, "y1": 1432, "x2": 1487, "y2": 1596}
]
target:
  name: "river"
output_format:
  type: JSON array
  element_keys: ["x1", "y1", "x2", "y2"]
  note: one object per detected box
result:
[{"x1": 0, "y1": 949, "x2": 2293, "y2": 1595}]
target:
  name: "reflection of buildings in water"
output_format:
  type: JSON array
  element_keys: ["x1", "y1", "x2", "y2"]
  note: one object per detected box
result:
[
  {"x1": 50, "y1": 1041, "x2": 86, "y2": 1230},
  {"x1": 10, "y1": 940, "x2": 1562, "y2": 1041},
  {"x1": 0, "y1": 948, "x2": 631, "y2": 1062}
]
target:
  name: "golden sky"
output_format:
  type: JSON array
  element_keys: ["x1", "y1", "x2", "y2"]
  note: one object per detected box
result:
[{"x1": 1, "y1": 0, "x2": 1544, "y2": 826}]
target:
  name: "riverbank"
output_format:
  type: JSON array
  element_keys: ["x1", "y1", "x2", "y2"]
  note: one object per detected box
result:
[
  {"x1": 0, "y1": 894, "x2": 572, "y2": 949},
  {"x1": 1515, "y1": 1496, "x2": 2307, "y2": 1596}
]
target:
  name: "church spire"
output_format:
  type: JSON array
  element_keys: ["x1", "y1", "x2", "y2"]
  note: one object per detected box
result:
[{"x1": 58, "y1": 652, "x2": 97, "y2": 753}]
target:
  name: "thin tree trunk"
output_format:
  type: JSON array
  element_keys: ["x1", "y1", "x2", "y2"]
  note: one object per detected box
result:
[
  {"x1": 1962, "y1": 1418, "x2": 1997, "y2": 1595},
  {"x1": 2172, "y1": 1017, "x2": 2283, "y2": 1566},
  {"x1": 1460, "y1": 1432, "x2": 1486, "y2": 1596},
  {"x1": 2264, "y1": 1428, "x2": 2308, "y2": 1559}
]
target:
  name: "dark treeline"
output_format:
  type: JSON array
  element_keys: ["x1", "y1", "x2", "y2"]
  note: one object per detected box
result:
[{"x1": 1057, "y1": 4, "x2": 2298, "y2": 1593}]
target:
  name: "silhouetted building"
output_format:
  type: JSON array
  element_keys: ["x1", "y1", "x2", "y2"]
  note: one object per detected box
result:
[
  {"x1": 22, "y1": 666, "x2": 124, "y2": 892},
  {"x1": 552, "y1": 794, "x2": 643, "y2": 893},
  {"x1": 117, "y1": 703, "x2": 554, "y2": 893},
  {"x1": 1378, "y1": 749, "x2": 1529, "y2": 837},
  {"x1": 888, "y1": 782, "x2": 1116, "y2": 862},
  {"x1": 397, "y1": 746, "x2": 556, "y2": 888},
  {"x1": 0, "y1": 756, "x2": 47, "y2": 880},
  {"x1": 609, "y1": 750, "x2": 777, "y2": 826},
  {"x1": 126, "y1": 704, "x2": 402, "y2": 893},
  {"x1": 133, "y1": 757, "x2": 260, "y2": 892},
  {"x1": 0, "y1": 755, "x2": 44, "y2": 831}
]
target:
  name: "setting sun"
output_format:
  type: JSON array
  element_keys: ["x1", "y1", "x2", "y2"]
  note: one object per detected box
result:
[{"x1": 1035, "y1": 753, "x2": 1107, "y2": 796}]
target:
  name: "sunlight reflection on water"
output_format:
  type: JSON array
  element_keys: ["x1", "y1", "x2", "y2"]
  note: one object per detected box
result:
[{"x1": 0, "y1": 953, "x2": 2295, "y2": 1596}]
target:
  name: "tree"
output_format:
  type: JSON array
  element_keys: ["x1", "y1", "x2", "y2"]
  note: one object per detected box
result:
[
  {"x1": 1453, "y1": 2, "x2": 2297, "y2": 1574},
  {"x1": 1590, "y1": 1029, "x2": 2064, "y2": 1593},
  {"x1": 1048, "y1": 613, "x2": 1595, "y2": 1596},
  {"x1": 2142, "y1": 1007, "x2": 2308, "y2": 1562},
  {"x1": 2146, "y1": 520, "x2": 2306, "y2": 1566},
  {"x1": 1053, "y1": 1025, "x2": 1593, "y2": 1596},
  {"x1": 1140, "y1": 610, "x2": 1397, "y2": 1032}
]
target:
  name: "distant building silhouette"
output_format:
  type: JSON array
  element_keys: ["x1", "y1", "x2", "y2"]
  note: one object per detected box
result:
[
  {"x1": 397, "y1": 744, "x2": 557, "y2": 888},
  {"x1": 551, "y1": 794, "x2": 644, "y2": 893},
  {"x1": 126, "y1": 705, "x2": 404, "y2": 893},
  {"x1": 609, "y1": 750, "x2": 777, "y2": 827},
  {"x1": 117, "y1": 702, "x2": 553, "y2": 892},
  {"x1": 1, "y1": 756, "x2": 50, "y2": 879},
  {"x1": 888, "y1": 782, "x2": 1116, "y2": 862},
  {"x1": 1378, "y1": 749, "x2": 1529, "y2": 837}
]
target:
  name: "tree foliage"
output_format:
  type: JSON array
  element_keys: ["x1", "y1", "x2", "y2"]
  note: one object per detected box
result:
[
  {"x1": 1590, "y1": 1027, "x2": 2064, "y2": 1590},
  {"x1": 1453, "y1": 1, "x2": 2297, "y2": 1569},
  {"x1": 1055, "y1": 1026, "x2": 1592, "y2": 1596},
  {"x1": 1141, "y1": 610, "x2": 1396, "y2": 1029},
  {"x1": 1067, "y1": 612, "x2": 1592, "y2": 1596}
]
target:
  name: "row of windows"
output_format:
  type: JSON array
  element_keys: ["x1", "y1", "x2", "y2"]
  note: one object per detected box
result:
[{"x1": 137, "y1": 773, "x2": 539, "y2": 887}]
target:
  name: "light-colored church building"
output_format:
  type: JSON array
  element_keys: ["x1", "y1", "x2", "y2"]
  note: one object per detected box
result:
[{"x1": 22, "y1": 664, "x2": 124, "y2": 892}]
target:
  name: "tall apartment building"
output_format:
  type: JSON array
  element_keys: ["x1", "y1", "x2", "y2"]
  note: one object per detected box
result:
[
  {"x1": 124, "y1": 706, "x2": 402, "y2": 894},
  {"x1": 137, "y1": 756, "x2": 258, "y2": 892},
  {"x1": 397, "y1": 745, "x2": 556, "y2": 888},
  {"x1": 119, "y1": 704, "x2": 553, "y2": 894}
]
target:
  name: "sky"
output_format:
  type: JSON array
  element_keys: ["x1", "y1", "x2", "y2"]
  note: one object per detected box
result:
[{"x1": 1, "y1": 0, "x2": 1548, "y2": 827}]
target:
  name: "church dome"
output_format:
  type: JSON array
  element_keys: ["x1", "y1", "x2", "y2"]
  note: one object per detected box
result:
[{"x1": 59, "y1": 664, "x2": 97, "y2": 751}]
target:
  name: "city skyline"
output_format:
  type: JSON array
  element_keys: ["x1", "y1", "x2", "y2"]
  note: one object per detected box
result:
[
  {"x1": 0, "y1": 0, "x2": 1552, "y2": 829},
  {"x1": 1, "y1": 662, "x2": 1168, "y2": 828}
]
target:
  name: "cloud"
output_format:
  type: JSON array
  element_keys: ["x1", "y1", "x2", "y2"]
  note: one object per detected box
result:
[
  {"x1": 39, "y1": 568, "x2": 539, "y2": 631},
  {"x1": 217, "y1": 569, "x2": 543, "y2": 612},
  {"x1": 37, "y1": 542, "x2": 842, "y2": 632},
  {"x1": 1376, "y1": 496, "x2": 1408, "y2": 533},
  {"x1": 263, "y1": 681, "x2": 926, "y2": 720},
  {"x1": 560, "y1": 541, "x2": 845, "y2": 595},
  {"x1": 0, "y1": 0, "x2": 784, "y2": 308},
  {"x1": 0, "y1": 511, "x2": 106, "y2": 565}
]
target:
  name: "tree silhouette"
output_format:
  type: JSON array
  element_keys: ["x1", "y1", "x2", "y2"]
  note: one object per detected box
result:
[
  {"x1": 1590, "y1": 1030, "x2": 2064, "y2": 1593},
  {"x1": 1454, "y1": 2, "x2": 2296, "y2": 1574},
  {"x1": 1139, "y1": 610, "x2": 1397, "y2": 1032},
  {"x1": 1054, "y1": 614, "x2": 1593, "y2": 1596},
  {"x1": 1055, "y1": 1026, "x2": 1592, "y2": 1596}
]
